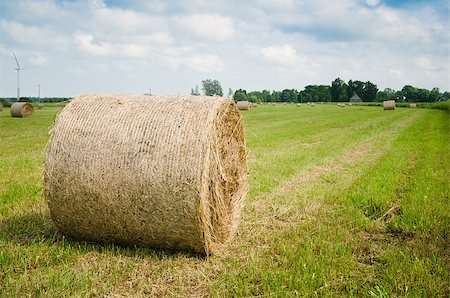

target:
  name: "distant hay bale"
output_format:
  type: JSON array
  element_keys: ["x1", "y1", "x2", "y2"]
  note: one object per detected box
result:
[
  {"x1": 348, "y1": 103, "x2": 352, "y2": 106},
  {"x1": 310, "y1": 102, "x2": 315, "y2": 107},
  {"x1": 272, "y1": 103, "x2": 276, "y2": 106},
  {"x1": 409, "y1": 103, "x2": 417, "y2": 108},
  {"x1": 10, "y1": 102, "x2": 34, "y2": 117},
  {"x1": 339, "y1": 103, "x2": 345, "y2": 108},
  {"x1": 383, "y1": 100, "x2": 396, "y2": 110},
  {"x1": 38, "y1": 101, "x2": 44, "y2": 109},
  {"x1": 296, "y1": 103, "x2": 301, "y2": 107},
  {"x1": 44, "y1": 94, "x2": 247, "y2": 255},
  {"x1": 237, "y1": 101, "x2": 251, "y2": 110},
  {"x1": 252, "y1": 102, "x2": 258, "y2": 108}
]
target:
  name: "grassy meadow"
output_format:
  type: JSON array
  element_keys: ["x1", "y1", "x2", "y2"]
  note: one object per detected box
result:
[{"x1": 0, "y1": 102, "x2": 449, "y2": 296}]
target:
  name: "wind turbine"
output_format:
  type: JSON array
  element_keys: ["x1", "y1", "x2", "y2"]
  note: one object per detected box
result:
[{"x1": 13, "y1": 52, "x2": 21, "y2": 101}]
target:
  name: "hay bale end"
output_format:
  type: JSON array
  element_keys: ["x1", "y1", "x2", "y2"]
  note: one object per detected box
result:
[
  {"x1": 383, "y1": 100, "x2": 396, "y2": 110},
  {"x1": 10, "y1": 102, "x2": 35, "y2": 117}
]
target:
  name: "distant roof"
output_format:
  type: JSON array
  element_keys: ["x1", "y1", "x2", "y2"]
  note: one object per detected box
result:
[{"x1": 350, "y1": 93, "x2": 361, "y2": 100}]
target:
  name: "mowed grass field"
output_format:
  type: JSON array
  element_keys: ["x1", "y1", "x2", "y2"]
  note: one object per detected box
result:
[{"x1": 1, "y1": 103, "x2": 449, "y2": 296}]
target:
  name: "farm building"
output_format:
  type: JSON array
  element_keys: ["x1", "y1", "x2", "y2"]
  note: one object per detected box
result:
[{"x1": 349, "y1": 93, "x2": 362, "y2": 102}]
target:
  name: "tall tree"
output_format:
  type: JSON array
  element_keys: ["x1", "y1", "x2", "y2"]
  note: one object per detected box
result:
[
  {"x1": 202, "y1": 79, "x2": 223, "y2": 96},
  {"x1": 233, "y1": 89, "x2": 248, "y2": 102},
  {"x1": 362, "y1": 81, "x2": 378, "y2": 102},
  {"x1": 330, "y1": 78, "x2": 347, "y2": 102}
]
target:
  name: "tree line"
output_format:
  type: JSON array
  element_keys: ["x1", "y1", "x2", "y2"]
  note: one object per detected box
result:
[
  {"x1": 232, "y1": 78, "x2": 449, "y2": 103},
  {"x1": 189, "y1": 77, "x2": 448, "y2": 103}
]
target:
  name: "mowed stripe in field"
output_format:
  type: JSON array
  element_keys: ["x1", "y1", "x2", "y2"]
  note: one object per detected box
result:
[
  {"x1": 245, "y1": 106, "x2": 415, "y2": 197},
  {"x1": 241, "y1": 109, "x2": 425, "y2": 234}
]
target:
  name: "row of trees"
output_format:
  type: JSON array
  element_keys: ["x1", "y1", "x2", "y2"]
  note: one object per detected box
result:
[{"x1": 191, "y1": 78, "x2": 449, "y2": 103}]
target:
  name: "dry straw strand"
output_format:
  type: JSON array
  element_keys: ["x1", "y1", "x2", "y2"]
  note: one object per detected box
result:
[
  {"x1": 383, "y1": 100, "x2": 396, "y2": 110},
  {"x1": 10, "y1": 102, "x2": 34, "y2": 117},
  {"x1": 44, "y1": 94, "x2": 247, "y2": 255}
]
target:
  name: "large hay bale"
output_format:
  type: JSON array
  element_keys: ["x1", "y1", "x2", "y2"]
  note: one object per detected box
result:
[
  {"x1": 410, "y1": 103, "x2": 417, "y2": 108},
  {"x1": 236, "y1": 101, "x2": 250, "y2": 110},
  {"x1": 0, "y1": 102, "x2": 3, "y2": 111},
  {"x1": 383, "y1": 100, "x2": 396, "y2": 110},
  {"x1": 44, "y1": 94, "x2": 247, "y2": 255},
  {"x1": 10, "y1": 102, "x2": 34, "y2": 117}
]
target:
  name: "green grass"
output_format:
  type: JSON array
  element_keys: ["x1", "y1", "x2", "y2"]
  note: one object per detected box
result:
[{"x1": 1, "y1": 104, "x2": 449, "y2": 296}]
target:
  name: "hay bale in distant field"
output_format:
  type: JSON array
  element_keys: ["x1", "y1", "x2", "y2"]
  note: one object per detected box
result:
[
  {"x1": 10, "y1": 102, "x2": 34, "y2": 117},
  {"x1": 0, "y1": 102, "x2": 3, "y2": 112},
  {"x1": 383, "y1": 100, "x2": 396, "y2": 110},
  {"x1": 296, "y1": 103, "x2": 301, "y2": 107},
  {"x1": 339, "y1": 103, "x2": 345, "y2": 108},
  {"x1": 44, "y1": 94, "x2": 247, "y2": 255},
  {"x1": 310, "y1": 102, "x2": 316, "y2": 107},
  {"x1": 349, "y1": 103, "x2": 352, "y2": 106},
  {"x1": 237, "y1": 101, "x2": 251, "y2": 110},
  {"x1": 410, "y1": 103, "x2": 417, "y2": 108},
  {"x1": 272, "y1": 103, "x2": 276, "y2": 106},
  {"x1": 252, "y1": 103, "x2": 258, "y2": 108},
  {"x1": 38, "y1": 101, "x2": 44, "y2": 109}
]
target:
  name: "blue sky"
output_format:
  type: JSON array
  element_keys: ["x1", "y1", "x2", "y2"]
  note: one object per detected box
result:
[{"x1": 0, "y1": 0, "x2": 448, "y2": 97}]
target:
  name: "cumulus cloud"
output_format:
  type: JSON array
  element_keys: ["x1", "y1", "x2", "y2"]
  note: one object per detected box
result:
[
  {"x1": 260, "y1": 44, "x2": 302, "y2": 66},
  {"x1": 175, "y1": 13, "x2": 234, "y2": 42},
  {"x1": 168, "y1": 53, "x2": 224, "y2": 73}
]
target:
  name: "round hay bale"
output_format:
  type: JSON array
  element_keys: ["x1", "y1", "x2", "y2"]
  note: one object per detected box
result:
[
  {"x1": 296, "y1": 103, "x2": 301, "y2": 107},
  {"x1": 44, "y1": 94, "x2": 247, "y2": 255},
  {"x1": 236, "y1": 101, "x2": 250, "y2": 110},
  {"x1": 409, "y1": 103, "x2": 417, "y2": 108},
  {"x1": 383, "y1": 100, "x2": 396, "y2": 110},
  {"x1": 339, "y1": 103, "x2": 345, "y2": 108},
  {"x1": 0, "y1": 102, "x2": 3, "y2": 112},
  {"x1": 348, "y1": 103, "x2": 352, "y2": 106},
  {"x1": 310, "y1": 102, "x2": 315, "y2": 107},
  {"x1": 252, "y1": 103, "x2": 258, "y2": 108},
  {"x1": 10, "y1": 102, "x2": 34, "y2": 117},
  {"x1": 38, "y1": 101, "x2": 44, "y2": 109}
]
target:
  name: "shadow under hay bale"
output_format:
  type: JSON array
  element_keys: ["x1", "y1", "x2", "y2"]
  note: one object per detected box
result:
[
  {"x1": 383, "y1": 100, "x2": 396, "y2": 110},
  {"x1": 236, "y1": 101, "x2": 251, "y2": 110},
  {"x1": 10, "y1": 102, "x2": 34, "y2": 117},
  {"x1": 44, "y1": 94, "x2": 247, "y2": 255}
]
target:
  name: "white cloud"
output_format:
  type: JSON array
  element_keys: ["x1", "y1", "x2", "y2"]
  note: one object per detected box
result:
[
  {"x1": 175, "y1": 13, "x2": 234, "y2": 42},
  {"x1": 366, "y1": 0, "x2": 380, "y2": 7},
  {"x1": 168, "y1": 54, "x2": 224, "y2": 73},
  {"x1": 260, "y1": 44, "x2": 302, "y2": 66},
  {"x1": 0, "y1": 20, "x2": 68, "y2": 49}
]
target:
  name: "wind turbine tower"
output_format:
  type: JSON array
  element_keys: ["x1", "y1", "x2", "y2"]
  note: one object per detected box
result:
[{"x1": 13, "y1": 52, "x2": 21, "y2": 102}]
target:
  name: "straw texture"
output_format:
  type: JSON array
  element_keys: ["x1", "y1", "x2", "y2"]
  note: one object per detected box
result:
[
  {"x1": 0, "y1": 102, "x2": 3, "y2": 111},
  {"x1": 44, "y1": 94, "x2": 247, "y2": 255},
  {"x1": 383, "y1": 100, "x2": 396, "y2": 110},
  {"x1": 236, "y1": 101, "x2": 250, "y2": 110},
  {"x1": 10, "y1": 102, "x2": 34, "y2": 117}
]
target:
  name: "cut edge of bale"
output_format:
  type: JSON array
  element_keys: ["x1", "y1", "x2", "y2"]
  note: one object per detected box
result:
[{"x1": 10, "y1": 102, "x2": 35, "y2": 117}]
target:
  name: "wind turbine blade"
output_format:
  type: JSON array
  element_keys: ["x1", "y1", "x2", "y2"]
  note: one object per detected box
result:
[{"x1": 13, "y1": 52, "x2": 20, "y2": 69}]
